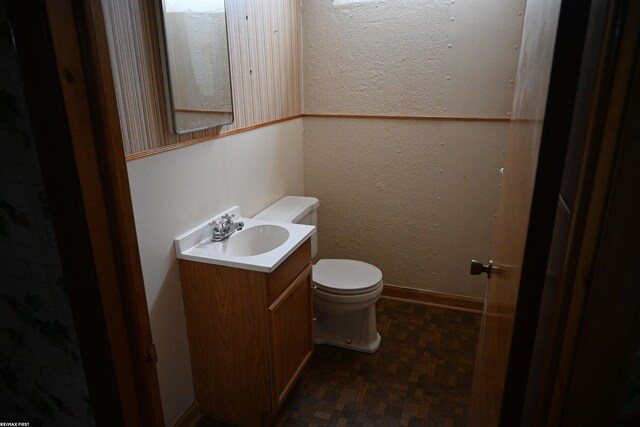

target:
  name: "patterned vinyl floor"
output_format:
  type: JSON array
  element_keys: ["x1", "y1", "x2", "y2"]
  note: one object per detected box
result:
[{"x1": 199, "y1": 297, "x2": 481, "y2": 427}]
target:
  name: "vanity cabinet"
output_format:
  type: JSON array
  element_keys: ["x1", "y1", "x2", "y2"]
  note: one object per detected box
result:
[{"x1": 178, "y1": 239, "x2": 313, "y2": 427}]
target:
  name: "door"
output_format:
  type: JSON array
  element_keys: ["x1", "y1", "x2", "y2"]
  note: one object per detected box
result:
[
  {"x1": 467, "y1": 0, "x2": 593, "y2": 425},
  {"x1": 268, "y1": 265, "x2": 314, "y2": 412}
]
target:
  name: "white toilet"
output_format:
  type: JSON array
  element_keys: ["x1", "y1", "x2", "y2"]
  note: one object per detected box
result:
[{"x1": 254, "y1": 196, "x2": 383, "y2": 353}]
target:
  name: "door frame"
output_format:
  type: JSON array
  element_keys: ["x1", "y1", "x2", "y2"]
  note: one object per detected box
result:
[
  {"x1": 497, "y1": 0, "x2": 599, "y2": 422},
  {"x1": 499, "y1": 0, "x2": 640, "y2": 425},
  {"x1": 8, "y1": 0, "x2": 164, "y2": 425},
  {"x1": 538, "y1": 1, "x2": 640, "y2": 425}
]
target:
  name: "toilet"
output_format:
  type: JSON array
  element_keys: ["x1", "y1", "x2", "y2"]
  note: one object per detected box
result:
[{"x1": 254, "y1": 196, "x2": 383, "y2": 353}]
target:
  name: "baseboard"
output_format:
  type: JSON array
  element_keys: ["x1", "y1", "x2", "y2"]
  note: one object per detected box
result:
[
  {"x1": 381, "y1": 284, "x2": 484, "y2": 314},
  {"x1": 172, "y1": 401, "x2": 202, "y2": 427}
]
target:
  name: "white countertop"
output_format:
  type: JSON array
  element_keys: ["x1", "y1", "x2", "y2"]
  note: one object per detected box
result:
[{"x1": 175, "y1": 206, "x2": 315, "y2": 272}]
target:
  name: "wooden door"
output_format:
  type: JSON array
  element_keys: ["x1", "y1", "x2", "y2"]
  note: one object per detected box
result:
[{"x1": 467, "y1": 0, "x2": 593, "y2": 425}]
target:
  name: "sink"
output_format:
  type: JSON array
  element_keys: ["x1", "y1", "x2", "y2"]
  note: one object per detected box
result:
[
  {"x1": 175, "y1": 206, "x2": 315, "y2": 272},
  {"x1": 221, "y1": 225, "x2": 289, "y2": 257}
]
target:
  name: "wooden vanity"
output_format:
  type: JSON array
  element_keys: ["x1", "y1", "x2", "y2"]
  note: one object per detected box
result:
[{"x1": 178, "y1": 239, "x2": 313, "y2": 426}]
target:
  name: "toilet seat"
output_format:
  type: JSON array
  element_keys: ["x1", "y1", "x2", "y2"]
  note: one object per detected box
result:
[{"x1": 313, "y1": 259, "x2": 383, "y2": 295}]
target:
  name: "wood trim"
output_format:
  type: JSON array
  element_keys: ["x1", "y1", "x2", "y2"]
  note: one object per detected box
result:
[
  {"x1": 78, "y1": 0, "x2": 166, "y2": 424},
  {"x1": 36, "y1": 0, "x2": 165, "y2": 424},
  {"x1": 171, "y1": 401, "x2": 202, "y2": 427},
  {"x1": 43, "y1": 1, "x2": 146, "y2": 425},
  {"x1": 380, "y1": 284, "x2": 483, "y2": 314},
  {"x1": 303, "y1": 113, "x2": 511, "y2": 122},
  {"x1": 175, "y1": 108, "x2": 233, "y2": 114},
  {"x1": 124, "y1": 112, "x2": 508, "y2": 162},
  {"x1": 9, "y1": 2, "x2": 128, "y2": 425},
  {"x1": 125, "y1": 115, "x2": 303, "y2": 161}
]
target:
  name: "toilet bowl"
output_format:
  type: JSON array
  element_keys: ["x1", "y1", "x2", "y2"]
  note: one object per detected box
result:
[
  {"x1": 313, "y1": 259, "x2": 383, "y2": 353},
  {"x1": 254, "y1": 196, "x2": 383, "y2": 353}
]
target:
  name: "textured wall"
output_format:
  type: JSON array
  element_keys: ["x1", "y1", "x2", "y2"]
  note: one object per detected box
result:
[
  {"x1": 303, "y1": 0, "x2": 523, "y2": 117},
  {"x1": 302, "y1": 0, "x2": 525, "y2": 296},
  {"x1": 127, "y1": 119, "x2": 304, "y2": 426},
  {"x1": 304, "y1": 118, "x2": 506, "y2": 297}
]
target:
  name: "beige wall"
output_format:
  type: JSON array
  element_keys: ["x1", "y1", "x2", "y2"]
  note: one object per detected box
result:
[
  {"x1": 304, "y1": 118, "x2": 507, "y2": 296},
  {"x1": 303, "y1": 0, "x2": 524, "y2": 117},
  {"x1": 127, "y1": 119, "x2": 304, "y2": 425},
  {"x1": 301, "y1": 0, "x2": 525, "y2": 296}
]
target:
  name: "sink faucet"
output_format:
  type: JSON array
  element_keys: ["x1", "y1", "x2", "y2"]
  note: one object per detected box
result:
[{"x1": 210, "y1": 213, "x2": 244, "y2": 242}]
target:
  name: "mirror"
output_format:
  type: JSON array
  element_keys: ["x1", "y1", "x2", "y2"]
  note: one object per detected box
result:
[{"x1": 158, "y1": 0, "x2": 234, "y2": 134}]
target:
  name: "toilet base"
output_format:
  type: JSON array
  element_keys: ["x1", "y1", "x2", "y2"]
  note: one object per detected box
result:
[
  {"x1": 315, "y1": 331, "x2": 381, "y2": 353},
  {"x1": 312, "y1": 304, "x2": 382, "y2": 353}
]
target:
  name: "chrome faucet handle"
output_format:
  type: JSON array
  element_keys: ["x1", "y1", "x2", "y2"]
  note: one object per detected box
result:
[
  {"x1": 210, "y1": 223, "x2": 223, "y2": 241},
  {"x1": 210, "y1": 217, "x2": 225, "y2": 229},
  {"x1": 210, "y1": 213, "x2": 242, "y2": 241},
  {"x1": 220, "y1": 213, "x2": 236, "y2": 228}
]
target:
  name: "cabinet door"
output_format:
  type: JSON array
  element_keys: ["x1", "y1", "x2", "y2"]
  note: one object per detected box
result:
[{"x1": 268, "y1": 264, "x2": 313, "y2": 412}]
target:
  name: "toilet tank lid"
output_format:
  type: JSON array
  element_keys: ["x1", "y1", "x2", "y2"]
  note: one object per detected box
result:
[{"x1": 253, "y1": 196, "x2": 319, "y2": 223}]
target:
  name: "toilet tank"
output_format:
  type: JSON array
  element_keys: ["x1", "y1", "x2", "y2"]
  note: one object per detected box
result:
[{"x1": 254, "y1": 196, "x2": 319, "y2": 257}]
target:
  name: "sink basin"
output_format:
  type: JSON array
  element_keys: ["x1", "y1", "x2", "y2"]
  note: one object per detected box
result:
[
  {"x1": 175, "y1": 206, "x2": 315, "y2": 272},
  {"x1": 221, "y1": 225, "x2": 290, "y2": 257}
]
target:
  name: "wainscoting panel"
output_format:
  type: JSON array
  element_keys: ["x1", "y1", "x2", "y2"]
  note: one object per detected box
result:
[{"x1": 102, "y1": 0, "x2": 302, "y2": 156}]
